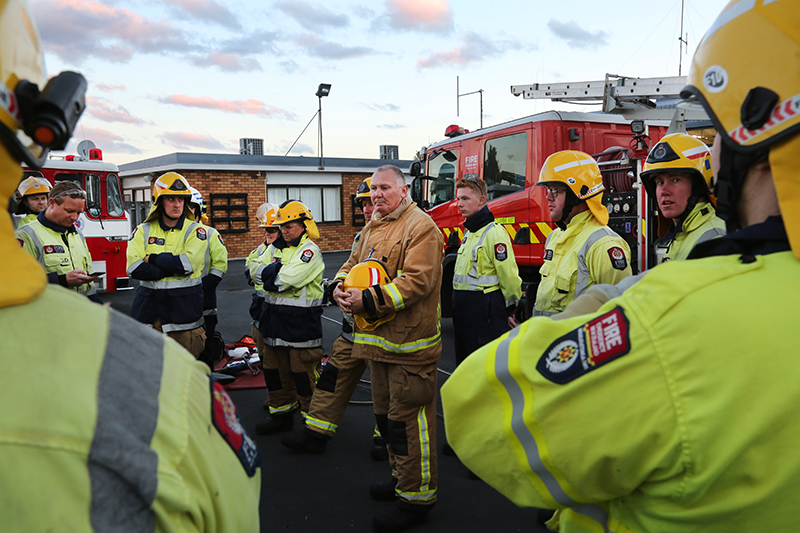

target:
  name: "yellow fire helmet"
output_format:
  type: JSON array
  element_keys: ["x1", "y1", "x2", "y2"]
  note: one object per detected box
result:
[
  {"x1": 537, "y1": 150, "x2": 608, "y2": 225},
  {"x1": 255, "y1": 202, "x2": 279, "y2": 229},
  {"x1": 680, "y1": 0, "x2": 800, "y2": 256},
  {"x1": 275, "y1": 199, "x2": 319, "y2": 240},
  {"x1": 17, "y1": 175, "x2": 51, "y2": 197},
  {"x1": 342, "y1": 259, "x2": 396, "y2": 331},
  {"x1": 145, "y1": 172, "x2": 195, "y2": 223},
  {"x1": 355, "y1": 177, "x2": 371, "y2": 202},
  {"x1": 641, "y1": 133, "x2": 715, "y2": 205}
]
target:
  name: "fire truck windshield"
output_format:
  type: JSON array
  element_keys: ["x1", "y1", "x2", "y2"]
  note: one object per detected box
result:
[{"x1": 425, "y1": 149, "x2": 458, "y2": 208}]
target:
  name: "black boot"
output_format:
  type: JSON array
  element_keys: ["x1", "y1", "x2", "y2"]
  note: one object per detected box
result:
[
  {"x1": 369, "y1": 478, "x2": 398, "y2": 501},
  {"x1": 371, "y1": 437, "x2": 389, "y2": 461},
  {"x1": 281, "y1": 429, "x2": 328, "y2": 453},
  {"x1": 373, "y1": 500, "x2": 434, "y2": 533},
  {"x1": 255, "y1": 414, "x2": 294, "y2": 435}
]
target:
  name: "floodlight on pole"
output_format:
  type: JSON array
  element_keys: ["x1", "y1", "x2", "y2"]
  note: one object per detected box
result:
[{"x1": 316, "y1": 83, "x2": 331, "y2": 169}]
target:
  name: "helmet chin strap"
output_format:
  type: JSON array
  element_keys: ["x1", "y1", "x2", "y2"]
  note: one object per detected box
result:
[
  {"x1": 555, "y1": 191, "x2": 581, "y2": 230},
  {"x1": 716, "y1": 142, "x2": 768, "y2": 233}
]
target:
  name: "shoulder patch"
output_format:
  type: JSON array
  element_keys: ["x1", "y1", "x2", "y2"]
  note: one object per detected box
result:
[
  {"x1": 544, "y1": 249, "x2": 554, "y2": 261},
  {"x1": 217, "y1": 233, "x2": 225, "y2": 246},
  {"x1": 300, "y1": 249, "x2": 314, "y2": 263},
  {"x1": 494, "y1": 243, "x2": 508, "y2": 261},
  {"x1": 210, "y1": 380, "x2": 261, "y2": 477},
  {"x1": 129, "y1": 227, "x2": 138, "y2": 241},
  {"x1": 196, "y1": 227, "x2": 207, "y2": 240},
  {"x1": 537, "y1": 307, "x2": 631, "y2": 384},
  {"x1": 607, "y1": 246, "x2": 628, "y2": 270},
  {"x1": 16, "y1": 238, "x2": 23, "y2": 247}
]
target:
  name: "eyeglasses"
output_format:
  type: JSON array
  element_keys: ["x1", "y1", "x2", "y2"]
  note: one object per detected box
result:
[
  {"x1": 51, "y1": 189, "x2": 87, "y2": 200},
  {"x1": 264, "y1": 228, "x2": 280, "y2": 234},
  {"x1": 281, "y1": 222, "x2": 302, "y2": 230},
  {"x1": 544, "y1": 186, "x2": 566, "y2": 200}
]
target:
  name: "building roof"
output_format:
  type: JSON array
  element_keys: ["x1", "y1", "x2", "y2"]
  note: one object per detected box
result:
[{"x1": 118, "y1": 152, "x2": 414, "y2": 177}]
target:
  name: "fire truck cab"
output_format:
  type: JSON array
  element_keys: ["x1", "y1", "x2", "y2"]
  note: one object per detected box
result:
[{"x1": 21, "y1": 146, "x2": 132, "y2": 292}]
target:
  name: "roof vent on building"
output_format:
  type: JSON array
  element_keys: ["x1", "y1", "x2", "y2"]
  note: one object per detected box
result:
[
  {"x1": 240, "y1": 138, "x2": 264, "y2": 155},
  {"x1": 380, "y1": 145, "x2": 399, "y2": 159}
]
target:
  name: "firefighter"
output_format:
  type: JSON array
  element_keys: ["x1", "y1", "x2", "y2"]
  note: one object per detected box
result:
[
  {"x1": 127, "y1": 172, "x2": 208, "y2": 358},
  {"x1": 245, "y1": 203, "x2": 292, "y2": 410},
  {"x1": 188, "y1": 186, "x2": 228, "y2": 369},
  {"x1": 281, "y1": 177, "x2": 388, "y2": 457},
  {"x1": 451, "y1": 176, "x2": 522, "y2": 364},
  {"x1": 441, "y1": 2, "x2": 800, "y2": 531},
  {"x1": 13, "y1": 175, "x2": 51, "y2": 228},
  {"x1": 533, "y1": 150, "x2": 632, "y2": 316},
  {"x1": 15, "y1": 181, "x2": 102, "y2": 302},
  {"x1": 254, "y1": 199, "x2": 325, "y2": 435},
  {"x1": 641, "y1": 133, "x2": 726, "y2": 262},
  {"x1": 0, "y1": 1, "x2": 261, "y2": 529},
  {"x1": 333, "y1": 165, "x2": 444, "y2": 533}
]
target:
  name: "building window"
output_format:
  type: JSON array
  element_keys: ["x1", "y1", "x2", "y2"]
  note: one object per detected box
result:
[
  {"x1": 210, "y1": 193, "x2": 249, "y2": 233},
  {"x1": 267, "y1": 186, "x2": 342, "y2": 223}
]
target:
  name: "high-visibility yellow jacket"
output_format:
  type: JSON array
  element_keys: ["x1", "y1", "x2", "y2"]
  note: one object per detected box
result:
[
  {"x1": 453, "y1": 211, "x2": 522, "y2": 308},
  {"x1": 0, "y1": 246, "x2": 261, "y2": 532},
  {"x1": 336, "y1": 196, "x2": 444, "y2": 364},
  {"x1": 258, "y1": 233, "x2": 324, "y2": 348},
  {"x1": 200, "y1": 223, "x2": 228, "y2": 316},
  {"x1": 534, "y1": 211, "x2": 631, "y2": 316},
  {"x1": 247, "y1": 243, "x2": 282, "y2": 329},
  {"x1": 659, "y1": 202, "x2": 726, "y2": 262},
  {"x1": 442, "y1": 219, "x2": 799, "y2": 533},
  {"x1": 14, "y1": 212, "x2": 96, "y2": 296},
  {"x1": 12, "y1": 212, "x2": 36, "y2": 229},
  {"x1": 126, "y1": 215, "x2": 207, "y2": 332}
]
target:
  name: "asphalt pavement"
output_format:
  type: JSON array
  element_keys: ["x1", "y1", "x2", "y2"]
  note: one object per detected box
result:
[{"x1": 103, "y1": 252, "x2": 546, "y2": 532}]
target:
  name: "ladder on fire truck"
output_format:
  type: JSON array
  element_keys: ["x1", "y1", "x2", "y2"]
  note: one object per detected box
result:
[{"x1": 511, "y1": 74, "x2": 710, "y2": 272}]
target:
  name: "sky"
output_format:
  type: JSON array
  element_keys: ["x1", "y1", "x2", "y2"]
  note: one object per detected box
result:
[{"x1": 32, "y1": 0, "x2": 731, "y2": 166}]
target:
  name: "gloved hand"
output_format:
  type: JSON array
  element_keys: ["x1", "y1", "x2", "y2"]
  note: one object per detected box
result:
[{"x1": 261, "y1": 262, "x2": 283, "y2": 291}]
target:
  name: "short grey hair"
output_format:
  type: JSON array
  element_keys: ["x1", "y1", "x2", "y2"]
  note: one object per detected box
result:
[{"x1": 373, "y1": 165, "x2": 406, "y2": 187}]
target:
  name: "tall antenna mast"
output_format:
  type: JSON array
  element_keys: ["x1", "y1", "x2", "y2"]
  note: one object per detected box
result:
[{"x1": 678, "y1": 0, "x2": 688, "y2": 76}]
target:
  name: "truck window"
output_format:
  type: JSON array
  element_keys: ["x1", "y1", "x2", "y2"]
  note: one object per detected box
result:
[
  {"x1": 106, "y1": 173, "x2": 124, "y2": 217},
  {"x1": 85, "y1": 174, "x2": 102, "y2": 217},
  {"x1": 484, "y1": 133, "x2": 526, "y2": 200},
  {"x1": 426, "y1": 149, "x2": 458, "y2": 208}
]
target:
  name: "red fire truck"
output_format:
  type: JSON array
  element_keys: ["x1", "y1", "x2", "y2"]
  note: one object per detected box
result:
[
  {"x1": 410, "y1": 75, "x2": 709, "y2": 318},
  {"x1": 22, "y1": 145, "x2": 132, "y2": 292}
]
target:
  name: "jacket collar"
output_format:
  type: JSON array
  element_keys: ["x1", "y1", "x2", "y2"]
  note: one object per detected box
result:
[
  {"x1": 464, "y1": 205, "x2": 494, "y2": 233},
  {"x1": 159, "y1": 214, "x2": 187, "y2": 232},
  {"x1": 38, "y1": 210, "x2": 76, "y2": 234},
  {"x1": 688, "y1": 216, "x2": 790, "y2": 259}
]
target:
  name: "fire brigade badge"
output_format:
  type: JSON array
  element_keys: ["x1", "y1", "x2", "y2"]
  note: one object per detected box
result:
[
  {"x1": 301, "y1": 249, "x2": 314, "y2": 263},
  {"x1": 607, "y1": 247, "x2": 628, "y2": 270},
  {"x1": 210, "y1": 379, "x2": 261, "y2": 477},
  {"x1": 495, "y1": 243, "x2": 508, "y2": 261},
  {"x1": 537, "y1": 307, "x2": 631, "y2": 384},
  {"x1": 43, "y1": 245, "x2": 65, "y2": 254},
  {"x1": 196, "y1": 227, "x2": 207, "y2": 241},
  {"x1": 148, "y1": 237, "x2": 165, "y2": 246},
  {"x1": 544, "y1": 249, "x2": 554, "y2": 261}
]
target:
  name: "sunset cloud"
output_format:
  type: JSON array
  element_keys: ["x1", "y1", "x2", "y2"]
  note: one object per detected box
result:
[
  {"x1": 158, "y1": 94, "x2": 297, "y2": 119},
  {"x1": 295, "y1": 33, "x2": 374, "y2": 59},
  {"x1": 93, "y1": 83, "x2": 126, "y2": 93},
  {"x1": 86, "y1": 96, "x2": 149, "y2": 125},
  {"x1": 275, "y1": 0, "x2": 349, "y2": 31},
  {"x1": 376, "y1": 0, "x2": 454, "y2": 34},
  {"x1": 160, "y1": 132, "x2": 226, "y2": 151},
  {"x1": 417, "y1": 31, "x2": 509, "y2": 69},
  {"x1": 189, "y1": 52, "x2": 262, "y2": 72},
  {"x1": 164, "y1": 0, "x2": 241, "y2": 30},
  {"x1": 68, "y1": 126, "x2": 142, "y2": 155}
]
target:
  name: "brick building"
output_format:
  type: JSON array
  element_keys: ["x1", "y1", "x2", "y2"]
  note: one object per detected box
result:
[{"x1": 119, "y1": 153, "x2": 412, "y2": 258}]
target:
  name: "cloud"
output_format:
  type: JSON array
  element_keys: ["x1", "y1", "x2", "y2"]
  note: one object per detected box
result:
[
  {"x1": 295, "y1": 33, "x2": 374, "y2": 59},
  {"x1": 279, "y1": 59, "x2": 301, "y2": 74},
  {"x1": 32, "y1": 0, "x2": 195, "y2": 63},
  {"x1": 360, "y1": 103, "x2": 401, "y2": 112},
  {"x1": 284, "y1": 142, "x2": 315, "y2": 156},
  {"x1": 275, "y1": 0, "x2": 349, "y2": 31},
  {"x1": 189, "y1": 52, "x2": 262, "y2": 72},
  {"x1": 161, "y1": 132, "x2": 226, "y2": 151},
  {"x1": 377, "y1": 124, "x2": 405, "y2": 129},
  {"x1": 93, "y1": 83, "x2": 126, "y2": 93},
  {"x1": 162, "y1": 0, "x2": 241, "y2": 30},
  {"x1": 218, "y1": 30, "x2": 280, "y2": 56},
  {"x1": 86, "y1": 96, "x2": 150, "y2": 125},
  {"x1": 376, "y1": 0, "x2": 454, "y2": 34},
  {"x1": 547, "y1": 19, "x2": 609, "y2": 49},
  {"x1": 70, "y1": 126, "x2": 142, "y2": 154},
  {"x1": 158, "y1": 94, "x2": 297, "y2": 119},
  {"x1": 417, "y1": 31, "x2": 508, "y2": 69}
]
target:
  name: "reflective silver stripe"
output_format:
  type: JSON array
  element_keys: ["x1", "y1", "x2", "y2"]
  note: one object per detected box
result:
[
  {"x1": 89, "y1": 311, "x2": 162, "y2": 532},
  {"x1": 203, "y1": 308, "x2": 218, "y2": 316},
  {"x1": 209, "y1": 268, "x2": 224, "y2": 278},
  {"x1": 571, "y1": 504, "x2": 610, "y2": 532},
  {"x1": 270, "y1": 296, "x2": 323, "y2": 307},
  {"x1": 494, "y1": 326, "x2": 578, "y2": 506},
  {"x1": 505, "y1": 298, "x2": 518, "y2": 308},
  {"x1": 532, "y1": 309, "x2": 556, "y2": 317},
  {"x1": 17, "y1": 224, "x2": 45, "y2": 266},
  {"x1": 160, "y1": 316, "x2": 205, "y2": 333},
  {"x1": 139, "y1": 277, "x2": 203, "y2": 289},
  {"x1": 265, "y1": 336, "x2": 322, "y2": 348},
  {"x1": 127, "y1": 258, "x2": 144, "y2": 276},
  {"x1": 576, "y1": 227, "x2": 620, "y2": 299},
  {"x1": 695, "y1": 227, "x2": 726, "y2": 246},
  {"x1": 453, "y1": 273, "x2": 500, "y2": 287}
]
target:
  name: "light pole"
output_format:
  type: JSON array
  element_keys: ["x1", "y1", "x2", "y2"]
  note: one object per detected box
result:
[{"x1": 316, "y1": 83, "x2": 331, "y2": 170}]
